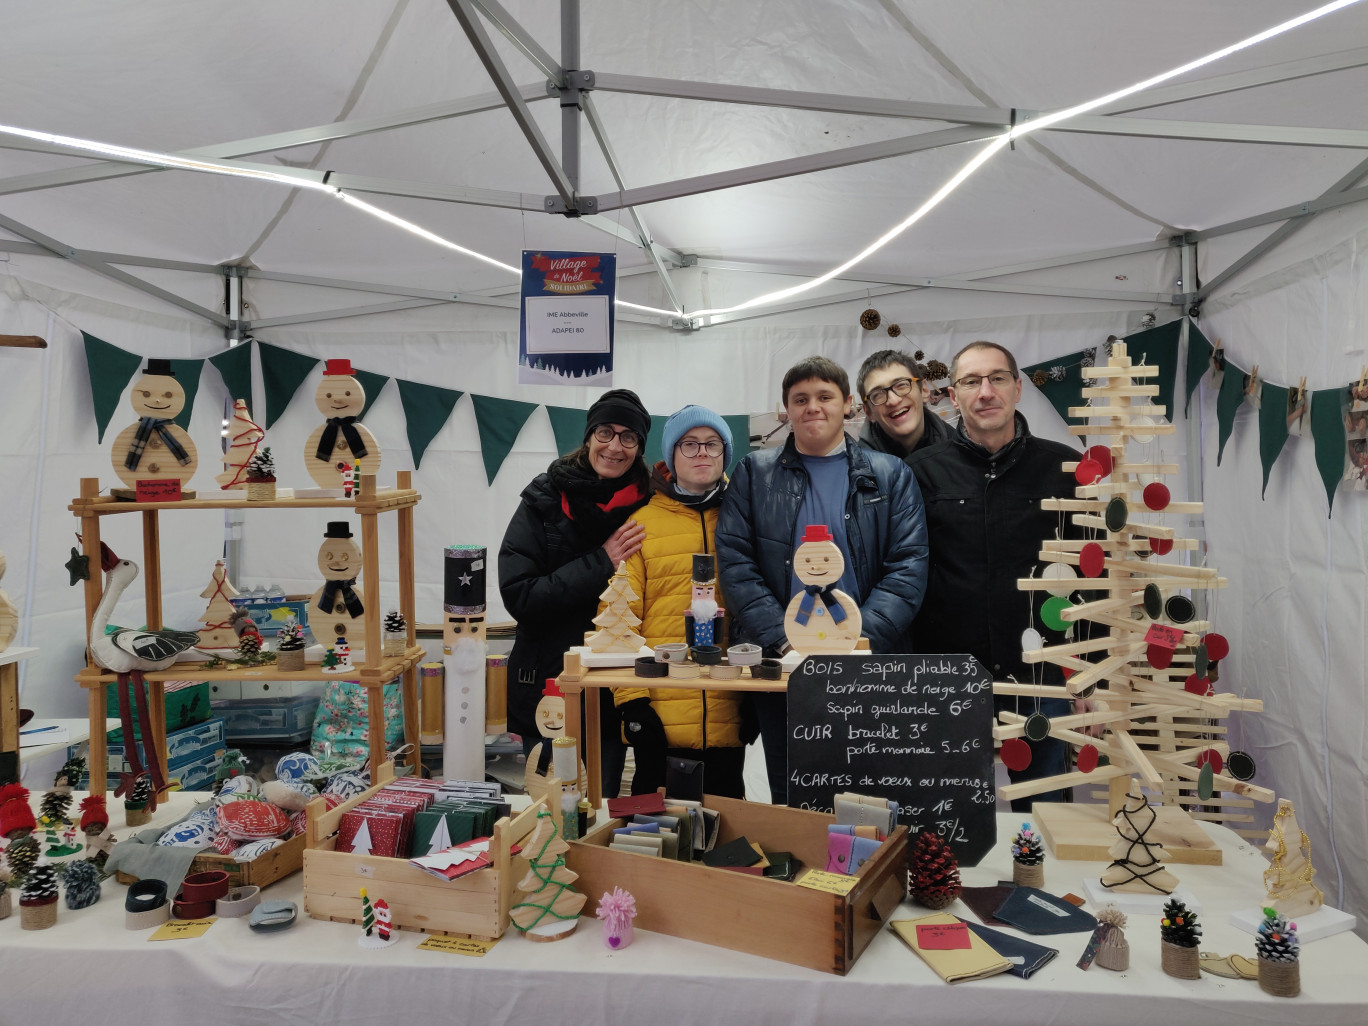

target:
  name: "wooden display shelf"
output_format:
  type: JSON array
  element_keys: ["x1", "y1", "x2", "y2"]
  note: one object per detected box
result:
[{"x1": 72, "y1": 472, "x2": 423, "y2": 797}]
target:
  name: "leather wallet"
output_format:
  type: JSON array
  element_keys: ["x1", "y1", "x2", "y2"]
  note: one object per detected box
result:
[
  {"x1": 608, "y1": 793, "x2": 666, "y2": 819},
  {"x1": 666, "y1": 756, "x2": 704, "y2": 802},
  {"x1": 964, "y1": 921, "x2": 1060, "y2": 978},
  {"x1": 959, "y1": 885, "x2": 1017, "y2": 927},
  {"x1": 891, "y1": 913, "x2": 1013, "y2": 983},
  {"x1": 702, "y1": 836, "x2": 760, "y2": 868},
  {"x1": 993, "y1": 887, "x2": 1098, "y2": 935}
]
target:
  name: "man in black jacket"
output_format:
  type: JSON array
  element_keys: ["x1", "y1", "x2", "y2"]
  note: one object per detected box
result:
[
  {"x1": 907, "y1": 341, "x2": 1091, "y2": 811},
  {"x1": 856, "y1": 349, "x2": 953, "y2": 461}
]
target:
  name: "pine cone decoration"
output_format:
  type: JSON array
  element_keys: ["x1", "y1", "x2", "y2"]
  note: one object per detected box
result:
[
  {"x1": 383, "y1": 609, "x2": 407, "y2": 633},
  {"x1": 1255, "y1": 907, "x2": 1299, "y2": 962},
  {"x1": 859, "y1": 308, "x2": 881, "y2": 330},
  {"x1": 238, "y1": 629, "x2": 262, "y2": 658},
  {"x1": 246, "y1": 446, "x2": 276, "y2": 482},
  {"x1": 925, "y1": 359, "x2": 949, "y2": 382},
  {"x1": 5, "y1": 834, "x2": 39, "y2": 882},
  {"x1": 39, "y1": 789, "x2": 72, "y2": 824},
  {"x1": 125, "y1": 774, "x2": 152, "y2": 811},
  {"x1": 908, "y1": 829, "x2": 961, "y2": 909},
  {"x1": 1159, "y1": 898, "x2": 1201, "y2": 947},
  {"x1": 1011, "y1": 823, "x2": 1044, "y2": 865},
  {"x1": 1031, "y1": 370, "x2": 1048, "y2": 387},
  {"x1": 20, "y1": 863, "x2": 58, "y2": 905},
  {"x1": 55, "y1": 756, "x2": 86, "y2": 789},
  {"x1": 886, "y1": 324, "x2": 901, "y2": 338},
  {"x1": 277, "y1": 619, "x2": 305, "y2": 652},
  {"x1": 63, "y1": 859, "x2": 102, "y2": 910}
]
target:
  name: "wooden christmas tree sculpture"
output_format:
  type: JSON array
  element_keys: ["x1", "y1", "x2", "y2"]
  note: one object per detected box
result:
[
  {"x1": 304, "y1": 358, "x2": 381, "y2": 488},
  {"x1": 0, "y1": 546, "x2": 17, "y2": 653},
  {"x1": 510, "y1": 805, "x2": 586, "y2": 941},
  {"x1": 1263, "y1": 798, "x2": 1323, "y2": 919},
  {"x1": 908, "y1": 829, "x2": 962, "y2": 909},
  {"x1": 196, "y1": 561, "x2": 241, "y2": 652},
  {"x1": 996, "y1": 340, "x2": 1273, "y2": 863},
  {"x1": 1100, "y1": 779, "x2": 1179, "y2": 894},
  {"x1": 586, "y1": 562, "x2": 645, "y2": 653},
  {"x1": 110, "y1": 358, "x2": 197, "y2": 496},
  {"x1": 216, "y1": 398, "x2": 265, "y2": 490}
]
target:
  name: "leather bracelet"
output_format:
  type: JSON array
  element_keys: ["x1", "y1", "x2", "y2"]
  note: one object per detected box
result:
[
  {"x1": 173, "y1": 895, "x2": 218, "y2": 920},
  {"x1": 216, "y1": 885, "x2": 262, "y2": 918},
  {"x1": 125, "y1": 879, "x2": 168, "y2": 914},
  {"x1": 180, "y1": 870, "x2": 231, "y2": 903},
  {"x1": 726, "y1": 643, "x2": 762, "y2": 666},
  {"x1": 125, "y1": 901, "x2": 170, "y2": 931},
  {"x1": 690, "y1": 645, "x2": 722, "y2": 665},
  {"x1": 635, "y1": 656, "x2": 668, "y2": 678},
  {"x1": 752, "y1": 658, "x2": 784, "y2": 680},
  {"x1": 654, "y1": 643, "x2": 688, "y2": 663},
  {"x1": 708, "y1": 663, "x2": 740, "y2": 680},
  {"x1": 667, "y1": 662, "x2": 701, "y2": 679}
]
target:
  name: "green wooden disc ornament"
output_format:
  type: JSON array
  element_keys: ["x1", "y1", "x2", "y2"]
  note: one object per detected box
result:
[
  {"x1": 1227, "y1": 751, "x2": 1256, "y2": 781},
  {"x1": 1040, "y1": 596, "x2": 1073, "y2": 632},
  {"x1": 1024, "y1": 713, "x2": 1052, "y2": 742},
  {"x1": 1165, "y1": 594, "x2": 1195, "y2": 623},
  {"x1": 1197, "y1": 762, "x2": 1216, "y2": 801},
  {"x1": 1194, "y1": 644, "x2": 1210, "y2": 679},
  {"x1": 1143, "y1": 583, "x2": 1163, "y2": 619},
  {"x1": 1104, "y1": 496, "x2": 1129, "y2": 532}
]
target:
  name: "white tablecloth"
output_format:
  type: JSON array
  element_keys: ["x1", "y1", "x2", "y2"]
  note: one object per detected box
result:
[{"x1": 4, "y1": 798, "x2": 1366, "y2": 1025}]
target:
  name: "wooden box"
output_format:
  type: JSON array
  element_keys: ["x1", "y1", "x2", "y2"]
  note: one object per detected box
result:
[
  {"x1": 566, "y1": 794, "x2": 908, "y2": 975},
  {"x1": 302, "y1": 792, "x2": 547, "y2": 939}
]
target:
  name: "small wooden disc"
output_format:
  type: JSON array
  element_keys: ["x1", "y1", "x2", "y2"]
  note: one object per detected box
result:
[
  {"x1": 1197, "y1": 762, "x2": 1215, "y2": 801},
  {"x1": 1226, "y1": 751, "x2": 1256, "y2": 781},
  {"x1": 1165, "y1": 595, "x2": 1195, "y2": 623},
  {"x1": 1203, "y1": 633, "x2": 1230, "y2": 660},
  {"x1": 1001, "y1": 738, "x2": 1032, "y2": 772},
  {"x1": 1024, "y1": 712, "x2": 1052, "y2": 742},
  {"x1": 1075, "y1": 459, "x2": 1104, "y2": 486},
  {"x1": 1194, "y1": 748, "x2": 1224, "y2": 774},
  {"x1": 1040, "y1": 596, "x2": 1072, "y2": 632},
  {"x1": 1079, "y1": 542, "x2": 1106, "y2": 578},
  {"x1": 1041, "y1": 562, "x2": 1077, "y2": 597},
  {"x1": 1184, "y1": 674, "x2": 1212, "y2": 696},
  {"x1": 1150, "y1": 537, "x2": 1174, "y2": 556},
  {"x1": 1143, "y1": 584, "x2": 1164, "y2": 619},
  {"x1": 1146, "y1": 644, "x2": 1173, "y2": 670},
  {"x1": 1084, "y1": 445, "x2": 1113, "y2": 477},
  {"x1": 1143, "y1": 482, "x2": 1171, "y2": 511},
  {"x1": 1194, "y1": 644, "x2": 1210, "y2": 679},
  {"x1": 1076, "y1": 744, "x2": 1099, "y2": 773},
  {"x1": 1104, "y1": 496, "x2": 1129, "y2": 533}
]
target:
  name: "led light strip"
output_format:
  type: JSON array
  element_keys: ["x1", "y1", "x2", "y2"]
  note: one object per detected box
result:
[{"x1": 0, "y1": 0, "x2": 1358, "y2": 322}]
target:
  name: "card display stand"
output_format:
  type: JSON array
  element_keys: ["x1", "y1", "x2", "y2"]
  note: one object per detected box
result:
[{"x1": 70, "y1": 472, "x2": 424, "y2": 800}]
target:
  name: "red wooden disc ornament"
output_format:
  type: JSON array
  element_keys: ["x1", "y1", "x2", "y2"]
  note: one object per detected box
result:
[
  {"x1": 1146, "y1": 644, "x2": 1173, "y2": 669},
  {"x1": 1001, "y1": 738, "x2": 1033, "y2": 772},
  {"x1": 1074, "y1": 459, "x2": 1103, "y2": 486},
  {"x1": 1203, "y1": 633, "x2": 1230, "y2": 660},
  {"x1": 1079, "y1": 542, "x2": 1106, "y2": 578},
  {"x1": 1150, "y1": 537, "x2": 1174, "y2": 556},
  {"x1": 1142, "y1": 482, "x2": 1171, "y2": 511},
  {"x1": 1194, "y1": 749, "x2": 1224, "y2": 774},
  {"x1": 1077, "y1": 744, "x2": 1099, "y2": 773},
  {"x1": 1184, "y1": 674, "x2": 1213, "y2": 696},
  {"x1": 1084, "y1": 445, "x2": 1113, "y2": 477}
]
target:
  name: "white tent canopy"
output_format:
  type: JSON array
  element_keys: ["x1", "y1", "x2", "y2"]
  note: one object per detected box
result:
[{"x1": 1, "y1": 1, "x2": 1365, "y2": 934}]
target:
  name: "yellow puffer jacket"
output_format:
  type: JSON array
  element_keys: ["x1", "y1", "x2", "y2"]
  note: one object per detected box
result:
[{"x1": 606, "y1": 487, "x2": 743, "y2": 751}]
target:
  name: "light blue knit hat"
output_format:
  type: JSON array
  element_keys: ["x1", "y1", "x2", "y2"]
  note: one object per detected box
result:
[{"x1": 661, "y1": 405, "x2": 733, "y2": 477}]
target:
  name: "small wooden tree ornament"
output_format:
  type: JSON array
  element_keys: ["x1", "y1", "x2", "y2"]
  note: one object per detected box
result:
[
  {"x1": 587, "y1": 562, "x2": 645, "y2": 653},
  {"x1": 1100, "y1": 780, "x2": 1179, "y2": 894},
  {"x1": 196, "y1": 560, "x2": 242, "y2": 652},
  {"x1": 0, "y1": 547, "x2": 17, "y2": 653},
  {"x1": 304, "y1": 358, "x2": 381, "y2": 488},
  {"x1": 510, "y1": 804, "x2": 587, "y2": 941},
  {"x1": 784, "y1": 525, "x2": 862, "y2": 654},
  {"x1": 309, "y1": 521, "x2": 365, "y2": 645},
  {"x1": 1263, "y1": 798, "x2": 1324, "y2": 919},
  {"x1": 216, "y1": 398, "x2": 265, "y2": 490},
  {"x1": 109, "y1": 358, "x2": 198, "y2": 495}
]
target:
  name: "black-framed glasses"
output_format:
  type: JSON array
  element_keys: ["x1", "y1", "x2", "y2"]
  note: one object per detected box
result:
[
  {"x1": 676, "y1": 438, "x2": 724, "y2": 458},
  {"x1": 952, "y1": 371, "x2": 1016, "y2": 393},
  {"x1": 864, "y1": 377, "x2": 919, "y2": 406},
  {"x1": 591, "y1": 424, "x2": 641, "y2": 449}
]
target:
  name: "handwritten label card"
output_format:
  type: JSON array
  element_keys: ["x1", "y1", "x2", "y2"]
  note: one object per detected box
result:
[
  {"x1": 1144, "y1": 623, "x2": 1185, "y2": 649},
  {"x1": 795, "y1": 869, "x2": 860, "y2": 895},
  {"x1": 135, "y1": 479, "x2": 182, "y2": 502},
  {"x1": 916, "y1": 921, "x2": 972, "y2": 950},
  {"x1": 416, "y1": 935, "x2": 498, "y2": 957},
  {"x1": 149, "y1": 918, "x2": 215, "y2": 941}
]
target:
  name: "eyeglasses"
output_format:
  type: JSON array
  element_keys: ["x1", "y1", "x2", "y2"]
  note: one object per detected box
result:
[
  {"x1": 676, "y1": 438, "x2": 724, "y2": 458},
  {"x1": 591, "y1": 425, "x2": 641, "y2": 449},
  {"x1": 952, "y1": 371, "x2": 1016, "y2": 393},
  {"x1": 864, "y1": 377, "x2": 919, "y2": 406}
]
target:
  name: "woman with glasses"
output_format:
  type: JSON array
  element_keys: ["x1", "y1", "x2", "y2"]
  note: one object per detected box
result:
[
  {"x1": 499, "y1": 388, "x2": 652, "y2": 796},
  {"x1": 607, "y1": 405, "x2": 748, "y2": 798}
]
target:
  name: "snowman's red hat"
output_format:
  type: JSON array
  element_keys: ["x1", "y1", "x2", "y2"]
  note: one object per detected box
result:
[
  {"x1": 324, "y1": 358, "x2": 354, "y2": 376},
  {"x1": 800, "y1": 524, "x2": 833, "y2": 544}
]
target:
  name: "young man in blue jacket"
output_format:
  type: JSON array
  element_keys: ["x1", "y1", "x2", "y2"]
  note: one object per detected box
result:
[{"x1": 716, "y1": 356, "x2": 928, "y2": 804}]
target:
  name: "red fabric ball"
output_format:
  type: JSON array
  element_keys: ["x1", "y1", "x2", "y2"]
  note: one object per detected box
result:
[
  {"x1": 1001, "y1": 737, "x2": 1033, "y2": 772},
  {"x1": 1143, "y1": 482, "x2": 1171, "y2": 511},
  {"x1": 1079, "y1": 542, "x2": 1106, "y2": 578},
  {"x1": 1077, "y1": 744, "x2": 1099, "y2": 773}
]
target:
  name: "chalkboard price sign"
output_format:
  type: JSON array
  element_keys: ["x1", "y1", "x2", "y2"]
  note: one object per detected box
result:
[{"x1": 786, "y1": 653, "x2": 996, "y2": 866}]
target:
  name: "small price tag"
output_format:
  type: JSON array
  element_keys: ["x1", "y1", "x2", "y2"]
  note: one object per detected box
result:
[
  {"x1": 916, "y1": 921, "x2": 971, "y2": 950},
  {"x1": 795, "y1": 869, "x2": 859, "y2": 895},
  {"x1": 416, "y1": 935, "x2": 498, "y2": 957},
  {"x1": 136, "y1": 479, "x2": 183, "y2": 502},
  {"x1": 148, "y1": 917, "x2": 216, "y2": 941},
  {"x1": 1144, "y1": 623, "x2": 1185, "y2": 649}
]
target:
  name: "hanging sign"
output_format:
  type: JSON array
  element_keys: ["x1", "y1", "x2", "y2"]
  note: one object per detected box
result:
[{"x1": 518, "y1": 251, "x2": 616, "y2": 386}]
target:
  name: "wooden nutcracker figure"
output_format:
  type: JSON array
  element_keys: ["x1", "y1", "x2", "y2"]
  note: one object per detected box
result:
[
  {"x1": 684, "y1": 553, "x2": 725, "y2": 647},
  {"x1": 443, "y1": 546, "x2": 487, "y2": 782},
  {"x1": 304, "y1": 359, "x2": 381, "y2": 489},
  {"x1": 783, "y1": 525, "x2": 862, "y2": 654},
  {"x1": 309, "y1": 522, "x2": 364, "y2": 645},
  {"x1": 110, "y1": 359, "x2": 198, "y2": 496}
]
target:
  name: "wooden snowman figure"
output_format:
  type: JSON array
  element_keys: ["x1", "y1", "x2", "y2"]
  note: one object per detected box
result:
[
  {"x1": 309, "y1": 521, "x2": 365, "y2": 647},
  {"x1": 110, "y1": 358, "x2": 198, "y2": 496},
  {"x1": 304, "y1": 358, "x2": 381, "y2": 489},
  {"x1": 784, "y1": 525, "x2": 862, "y2": 655}
]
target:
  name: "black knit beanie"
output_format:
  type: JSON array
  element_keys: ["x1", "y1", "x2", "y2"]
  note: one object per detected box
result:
[{"x1": 584, "y1": 388, "x2": 650, "y2": 445}]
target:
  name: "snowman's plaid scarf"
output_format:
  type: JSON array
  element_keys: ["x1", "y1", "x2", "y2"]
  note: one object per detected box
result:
[{"x1": 124, "y1": 417, "x2": 191, "y2": 470}]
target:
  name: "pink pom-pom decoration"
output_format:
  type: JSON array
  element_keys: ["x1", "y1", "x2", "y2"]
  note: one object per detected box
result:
[{"x1": 595, "y1": 887, "x2": 638, "y2": 950}]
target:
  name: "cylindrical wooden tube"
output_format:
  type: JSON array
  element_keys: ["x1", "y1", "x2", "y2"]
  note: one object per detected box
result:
[
  {"x1": 485, "y1": 654, "x2": 508, "y2": 733},
  {"x1": 419, "y1": 661, "x2": 444, "y2": 742},
  {"x1": 1258, "y1": 958, "x2": 1299, "y2": 997}
]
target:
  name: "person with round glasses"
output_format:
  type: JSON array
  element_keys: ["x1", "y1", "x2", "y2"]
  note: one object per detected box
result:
[
  {"x1": 856, "y1": 349, "x2": 952, "y2": 462},
  {"x1": 499, "y1": 388, "x2": 652, "y2": 795},
  {"x1": 606, "y1": 405, "x2": 748, "y2": 797}
]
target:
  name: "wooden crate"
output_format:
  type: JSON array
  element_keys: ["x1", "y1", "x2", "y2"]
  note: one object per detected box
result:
[
  {"x1": 565, "y1": 794, "x2": 908, "y2": 975},
  {"x1": 302, "y1": 792, "x2": 548, "y2": 939}
]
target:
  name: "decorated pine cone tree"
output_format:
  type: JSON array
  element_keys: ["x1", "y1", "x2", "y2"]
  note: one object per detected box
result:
[
  {"x1": 384, "y1": 609, "x2": 406, "y2": 634},
  {"x1": 246, "y1": 446, "x2": 276, "y2": 482},
  {"x1": 19, "y1": 862, "x2": 60, "y2": 929},
  {"x1": 1011, "y1": 823, "x2": 1044, "y2": 865},
  {"x1": 54, "y1": 756, "x2": 86, "y2": 790},
  {"x1": 1159, "y1": 897, "x2": 1202, "y2": 979},
  {"x1": 1255, "y1": 906, "x2": 1301, "y2": 997},
  {"x1": 383, "y1": 608, "x2": 407, "y2": 656},
  {"x1": 278, "y1": 619, "x2": 305, "y2": 650},
  {"x1": 63, "y1": 858, "x2": 102, "y2": 910},
  {"x1": 908, "y1": 829, "x2": 962, "y2": 909}
]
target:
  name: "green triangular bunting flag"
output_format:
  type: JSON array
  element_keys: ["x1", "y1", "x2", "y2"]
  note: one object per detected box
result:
[
  {"x1": 166, "y1": 359, "x2": 204, "y2": 431},
  {"x1": 723, "y1": 414, "x2": 750, "y2": 473},
  {"x1": 1310, "y1": 388, "x2": 1347, "y2": 516},
  {"x1": 1215, "y1": 360, "x2": 1247, "y2": 465},
  {"x1": 1257, "y1": 383, "x2": 1290, "y2": 498},
  {"x1": 1185, "y1": 319, "x2": 1214, "y2": 415},
  {"x1": 81, "y1": 332, "x2": 143, "y2": 443},
  {"x1": 1123, "y1": 319, "x2": 1181, "y2": 418},
  {"x1": 471, "y1": 395, "x2": 538, "y2": 484},
  {"x1": 397, "y1": 380, "x2": 462, "y2": 469},
  {"x1": 208, "y1": 343, "x2": 254, "y2": 409},
  {"x1": 546, "y1": 406, "x2": 587, "y2": 457},
  {"x1": 353, "y1": 369, "x2": 389, "y2": 421},
  {"x1": 1021, "y1": 348, "x2": 1088, "y2": 427},
  {"x1": 257, "y1": 341, "x2": 319, "y2": 428}
]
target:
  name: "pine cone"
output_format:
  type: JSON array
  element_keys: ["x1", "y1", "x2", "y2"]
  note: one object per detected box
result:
[
  {"x1": 125, "y1": 774, "x2": 153, "y2": 811},
  {"x1": 1011, "y1": 823, "x2": 1045, "y2": 866},
  {"x1": 5, "y1": 834, "x2": 39, "y2": 882},
  {"x1": 908, "y1": 829, "x2": 962, "y2": 908},
  {"x1": 20, "y1": 863, "x2": 59, "y2": 904},
  {"x1": 886, "y1": 324, "x2": 901, "y2": 338},
  {"x1": 39, "y1": 790, "x2": 72, "y2": 824},
  {"x1": 859, "y1": 308, "x2": 881, "y2": 330},
  {"x1": 239, "y1": 631, "x2": 262, "y2": 657},
  {"x1": 383, "y1": 609, "x2": 407, "y2": 633},
  {"x1": 1255, "y1": 907, "x2": 1299, "y2": 962},
  {"x1": 925, "y1": 359, "x2": 949, "y2": 382},
  {"x1": 1159, "y1": 898, "x2": 1201, "y2": 947},
  {"x1": 55, "y1": 756, "x2": 86, "y2": 789}
]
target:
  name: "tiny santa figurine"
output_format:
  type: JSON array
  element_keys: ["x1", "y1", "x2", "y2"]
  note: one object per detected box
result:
[
  {"x1": 304, "y1": 359, "x2": 381, "y2": 488},
  {"x1": 375, "y1": 898, "x2": 393, "y2": 942},
  {"x1": 783, "y1": 525, "x2": 862, "y2": 654},
  {"x1": 685, "y1": 553, "x2": 724, "y2": 647}
]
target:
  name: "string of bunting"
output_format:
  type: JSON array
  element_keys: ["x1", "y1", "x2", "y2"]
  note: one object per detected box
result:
[{"x1": 80, "y1": 333, "x2": 748, "y2": 484}]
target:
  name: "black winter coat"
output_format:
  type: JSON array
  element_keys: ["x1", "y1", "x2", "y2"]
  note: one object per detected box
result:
[
  {"x1": 498, "y1": 471, "x2": 646, "y2": 739},
  {"x1": 715, "y1": 434, "x2": 929, "y2": 654},
  {"x1": 857, "y1": 406, "x2": 953, "y2": 463},
  {"x1": 906, "y1": 414, "x2": 1081, "y2": 683}
]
